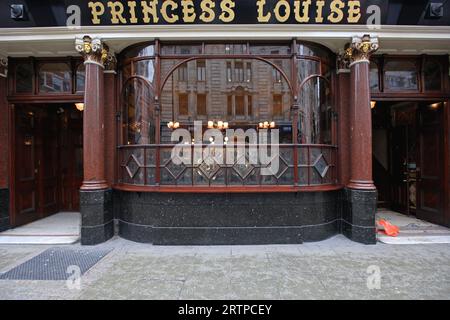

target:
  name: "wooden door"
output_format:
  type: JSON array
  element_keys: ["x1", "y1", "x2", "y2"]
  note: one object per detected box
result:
[
  {"x1": 14, "y1": 106, "x2": 40, "y2": 226},
  {"x1": 14, "y1": 105, "x2": 59, "y2": 226},
  {"x1": 37, "y1": 108, "x2": 59, "y2": 216},
  {"x1": 59, "y1": 107, "x2": 83, "y2": 211},
  {"x1": 416, "y1": 102, "x2": 445, "y2": 225}
]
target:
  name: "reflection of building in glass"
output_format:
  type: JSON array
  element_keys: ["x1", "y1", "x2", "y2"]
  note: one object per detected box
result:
[{"x1": 160, "y1": 44, "x2": 292, "y2": 143}]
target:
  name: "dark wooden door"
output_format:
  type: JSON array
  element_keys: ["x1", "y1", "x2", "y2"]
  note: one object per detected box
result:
[
  {"x1": 416, "y1": 103, "x2": 445, "y2": 225},
  {"x1": 59, "y1": 108, "x2": 83, "y2": 211},
  {"x1": 14, "y1": 106, "x2": 40, "y2": 226},
  {"x1": 14, "y1": 105, "x2": 61, "y2": 226}
]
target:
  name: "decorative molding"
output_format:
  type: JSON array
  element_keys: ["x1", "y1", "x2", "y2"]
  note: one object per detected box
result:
[
  {"x1": 336, "y1": 49, "x2": 351, "y2": 73},
  {"x1": 75, "y1": 35, "x2": 108, "y2": 66},
  {"x1": 0, "y1": 56, "x2": 7, "y2": 78},
  {"x1": 347, "y1": 34, "x2": 379, "y2": 66},
  {"x1": 103, "y1": 47, "x2": 117, "y2": 72}
]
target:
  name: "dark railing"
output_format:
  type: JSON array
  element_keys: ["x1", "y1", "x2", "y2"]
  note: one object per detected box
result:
[{"x1": 117, "y1": 144, "x2": 338, "y2": 188}]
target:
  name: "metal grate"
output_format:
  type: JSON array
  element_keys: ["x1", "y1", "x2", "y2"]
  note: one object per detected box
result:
[{"x1": 0, "y1": 247, "x2": 112, "y2": 280}]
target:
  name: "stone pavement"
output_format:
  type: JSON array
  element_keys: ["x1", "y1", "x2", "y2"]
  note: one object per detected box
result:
[{"x1": 0, "y1": 235, "x2": 449, "y2": 300}]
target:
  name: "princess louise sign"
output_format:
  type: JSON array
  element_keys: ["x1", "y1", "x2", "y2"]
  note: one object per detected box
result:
[
  {"x1": 80, "y1": 0, "x2": 385, "y2": 25},
  {"x1": 1, "y1": 0, "x2": 448, "y2": 28}
]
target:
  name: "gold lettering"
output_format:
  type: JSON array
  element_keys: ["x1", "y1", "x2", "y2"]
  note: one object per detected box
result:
[
  {"x1": 256, "y1": 0, "x2": 271, "y2": 22},
  {"x1": 181, "y1": 0, "x2": 196, "y2": 23},
  {"x1": 328, "y1": 0, "x2": 344, "y2": 23},
  {"x1": 219, "y1": 0, "x2": 235, "y2": 23},
  {"x1": 107, "y1": 1, "x2": 127, "y2": 24},
  {"x1": 200, "y1": 0, "x2": 215, "y2": 23},
  {"x1": 161, "y1": 0, "x2": 179, "y2": 23},
  {"x1": 141, "y1": 0, "x2": 159, "y2": 23},
  {"x1": 347, "y1": 1, "x2": 361, "y2": 23},
  {"x1": 315, "y1": 0, "x2": 325, "y2": 23},
  {"x1": 274, "y1": 0, "x2": 290, "y2": 23},
  {"x1": 128, "y1": 1, "x2": 138, "y2": 23},
  {"x1": 88, "y1": 1, "x2": 105, "y2": 24},
  {"x1": 294, "y1": 0, "x2": 311, "y2": 23}
]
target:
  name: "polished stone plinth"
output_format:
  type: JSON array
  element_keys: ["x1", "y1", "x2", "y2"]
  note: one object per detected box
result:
[
  {"x1": 80, "y1": 189, "x2": 114, "y2": 245},
  {"x1": 0, "y1": 188, "x2": 9, "y2": 232},
  {"x1": 116, "y1": 191, "x2": 342, "y2": 245},
  {"x1": 342, "y1": 188, "x2": 378, "y2": 245}
]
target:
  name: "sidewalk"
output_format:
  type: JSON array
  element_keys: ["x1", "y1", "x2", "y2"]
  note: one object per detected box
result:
[{"x1": 0, "y1": 235, "x2": 449, "y2": 300}]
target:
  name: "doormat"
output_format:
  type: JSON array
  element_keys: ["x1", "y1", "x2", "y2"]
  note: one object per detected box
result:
[{"x1": 0, "y1": 247, "x2": 112, "y2": 280}]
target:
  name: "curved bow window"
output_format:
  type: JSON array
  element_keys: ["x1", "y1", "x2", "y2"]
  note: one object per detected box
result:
[{"x1": 118, "y1": 41, "x2": 337, "y2": 189}]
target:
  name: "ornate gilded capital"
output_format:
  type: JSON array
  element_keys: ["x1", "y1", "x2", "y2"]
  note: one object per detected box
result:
[
  {"x1": 75, "y1": 35, "x2": 108, "y2": 67},
  {"x1": 336, "y1": 50, "x2": 351, "y2": 73},
  {"x1": 103, "y1": 46, "x2": 117, "y2": 72},
  {"x1": 347, "y1": 34, "x2": 379, "y2": 66}
]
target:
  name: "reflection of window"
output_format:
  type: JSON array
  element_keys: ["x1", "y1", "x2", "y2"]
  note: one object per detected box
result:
[
  {"x1": 248, "y1": 95, "x2": 253, "y2": 116},
  {"x1": 227, "y1": 95, "x2": 233, "y2": 116},
  {"x1": 178, "y1": 63, "x2": 188, "y2": 82},
  {"x1": 273, "y1": 61, "x2": 283, "y2": 83},
  {"x1": 246, "y1": 63, "x2": 252, "y2": 82},
  {"x1": 227, "y1": 62, "x2": 232, "y2": 82},
  {"x1": 197, "y1": 60, "x2": 206, "y2": 81},
  {"x1": 236, "y1": 93, "x2": 245, "y2": 116},
  {"x1": 197, "y1": 94, "x2": 207, "y2": 116},
  {"x1": 384, "y1": 60, "x2": 418, "y2": 91},
  {"x1": 179, "y1": 93, "x2": 189, "y2": 116},
  {"x1": 273, "y1": 94, "x2": 283, "y2": 116},
  {"x1": 235, "y1": 62, "x2": 244, "y2": 82},
  {"x1": 39, "y1": 63, "x2": 71, "y2": 93}
]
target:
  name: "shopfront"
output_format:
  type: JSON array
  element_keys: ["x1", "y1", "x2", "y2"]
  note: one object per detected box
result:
[{"x1": 0, "y1": 0, "x2": 449, "y2": 245}]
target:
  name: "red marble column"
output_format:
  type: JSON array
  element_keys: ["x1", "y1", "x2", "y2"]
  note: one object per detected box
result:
[
  {"x1": 0, "y1": 58, "x2": 8, "y2": 189},
  {"x1": 103, "y1": 59, "x2": 117, "y2": 186},
  {"x1": 335, "y1": 54, "x2": 351, "y2": 186},
  {"x1": 346, "y1": 35, "x2": 379, "y2": 191},
  {"x1": 75, "y1": 36, "x2": 109, "y2": 191}
]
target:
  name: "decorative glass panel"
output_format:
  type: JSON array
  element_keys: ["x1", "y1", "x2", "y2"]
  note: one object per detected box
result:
[
  {"x1": 135, "y1": 59, "x2": 155, "y2": 84},
  {"x1": 39, "y1": 63, "x2": 71, "y2": 93},
  {"x1": 370, "y1": 62, "x2": 379, "y2": 92},
  {"x1": 76, "y1": 63, "x2": 85, "y2": 92},
  {"x1": 424, "y1": 60, "x2": 442, "y2": 91},
  {"x1": 15, "y1": 62, "x2": 33, "y2": 93},
  {"x1": 298, "y1": 77, "x2": 333, "y2": 144},
  {"x1": 384, "y1": 60, "x2": 418, "y2": 91}
]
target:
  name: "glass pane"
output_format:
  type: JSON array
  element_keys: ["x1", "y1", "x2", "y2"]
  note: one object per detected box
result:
[
  {"x1": 123, "y1": 78, "x2": 155, "y2": 145},
  {"x1": 161, "y1": 44, "x2": 202, "y2": 55},
  {"x1": 135, "y1": 59, "x2": 155, "y2": 84},
  {"x1": 123, "y1": 44, "x2": 155, "y2": 58},
  {"x1": 298, "y1": 77, "x2": 333, "y2": 144},
  {"x1": 161, "y1": 58, "x2": 292, "y2": 143},
  {"x1": 298, "y1": 59, "x2": 320, "y2": 85},
  {"x1": 370, "y1": 62, "x2": 379, "y2": 92},
  {"x1": 39, "y1": 63, "x2": 71, "y2": 93},
  {"x1": 384, "y1": 60, "x2": 418, "y2": 91},
  {"x1": 15, "y1": 62, "x2": 33, "y2": 93},
  {"x1": 76, "y1": 63, "x2": 85, "y2": 92},
  {"x1": 250, "y1": 44, "x2": 291, "y2": 55},
  {"x1": 424, "y1": 60, "x2": 442, "y2": 91}
]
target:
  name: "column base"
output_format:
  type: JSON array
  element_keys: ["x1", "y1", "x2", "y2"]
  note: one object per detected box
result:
[
  {"x1": 0, "y1": 188, "x2": 10, "y2": 232},
  {"x1": 80, "y1": 189, "x2": 114, "y2": 245},
  {"x1": 342, "y1": 188, "x2": 378, "y2": 244}
]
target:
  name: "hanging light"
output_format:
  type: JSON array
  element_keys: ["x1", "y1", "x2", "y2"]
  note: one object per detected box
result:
[
  {"x1": 75, "y1": 103, "x2": 84, "y2": 112},
  {"x1": 370, "y1": 101, "x2": 377, "y2": 109},
  {"x1": 167, "y1": 121, "x2": 180, "y2": 129}
]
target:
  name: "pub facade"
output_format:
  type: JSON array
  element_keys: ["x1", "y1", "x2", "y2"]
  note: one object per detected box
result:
[{"x1": 0, "y1": 0, "x2": 449, "y2": 245}]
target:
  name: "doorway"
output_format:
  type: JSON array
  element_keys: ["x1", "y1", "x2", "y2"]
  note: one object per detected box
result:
[
  {"x1": 12, "y1": 103, "x2": 83, "y2": 227},
  {"x1": 372, "y1": 101, "x2": 447, "y2": 226}
]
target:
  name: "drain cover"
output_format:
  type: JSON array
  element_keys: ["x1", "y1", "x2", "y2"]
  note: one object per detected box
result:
[{"x1": 0, "y1": 247, "x2": 112, "y2": 280}]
